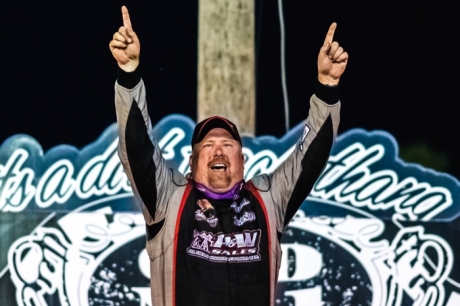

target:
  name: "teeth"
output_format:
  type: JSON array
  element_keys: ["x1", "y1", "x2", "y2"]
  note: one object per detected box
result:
[{"x1": 211, "y1": 163, "x2": 226, "y2": 170}]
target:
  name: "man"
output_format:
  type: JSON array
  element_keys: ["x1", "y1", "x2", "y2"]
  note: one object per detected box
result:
[{"x1": 110, "y1": 5, "x2": 347, "y2": 306}]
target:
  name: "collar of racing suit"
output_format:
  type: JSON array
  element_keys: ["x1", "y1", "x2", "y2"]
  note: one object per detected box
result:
[{"x1": 192, "y1": 180, "x2": 244, "y2": 200}]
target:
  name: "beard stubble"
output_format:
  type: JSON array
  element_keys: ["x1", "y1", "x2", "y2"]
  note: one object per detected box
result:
[{"x1": 207, "y1": 157, "x2": 231, "y2": 190}]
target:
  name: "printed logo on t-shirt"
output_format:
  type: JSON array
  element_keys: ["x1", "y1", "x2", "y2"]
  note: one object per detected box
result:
[
  {"x1": 230, "y1": 198, "x2": 250, "y2": 213},
  {"x1": 187, "y1": 229, "x2": 262, "y2": 263},
  {"x1": 195, "y1": 199, "x2": 219, "y2": 227},
  {"x1": 233, "y1": 211, "x2": 256, "y2": 226},
  {"x1": 195, "y1": 209, "x2": 219, "y2": 227}
]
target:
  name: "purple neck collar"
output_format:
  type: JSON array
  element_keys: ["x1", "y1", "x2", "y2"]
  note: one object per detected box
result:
[{"x1": 193, "y1": 180, "x2": 244, "y2": 200}]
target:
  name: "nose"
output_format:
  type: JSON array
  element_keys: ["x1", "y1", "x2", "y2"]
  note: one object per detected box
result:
[{"x1": 213, "y1": 144, "x2": 224, "y2": 157}]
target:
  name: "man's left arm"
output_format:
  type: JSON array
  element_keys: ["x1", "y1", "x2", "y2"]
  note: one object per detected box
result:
[{"x1": 268, "y1": 23, "x2": 348, "y2": 231}]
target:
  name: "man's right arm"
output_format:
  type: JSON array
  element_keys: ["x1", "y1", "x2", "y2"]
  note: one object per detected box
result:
[
  {"x1": 111, "y1": 6, "x2": 182, "y2": 230},
  {"x1": 115, "y1": 68, "x2": 179, "y2": 228}
]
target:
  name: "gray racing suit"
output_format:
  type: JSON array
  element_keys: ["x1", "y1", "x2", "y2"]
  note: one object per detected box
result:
[{"x1": 114, "y1": 67, "x2": 340, "y2": 305}]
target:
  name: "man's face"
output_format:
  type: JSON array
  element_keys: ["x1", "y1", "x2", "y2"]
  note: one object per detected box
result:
[{"x1": 190, "y1": 128, "x2": 244, "y2": 192}]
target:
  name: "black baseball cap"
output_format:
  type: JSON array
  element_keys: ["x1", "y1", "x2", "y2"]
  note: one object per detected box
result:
[{"x1": 191, "y1": 116, "x2": 242, "y2": 147}]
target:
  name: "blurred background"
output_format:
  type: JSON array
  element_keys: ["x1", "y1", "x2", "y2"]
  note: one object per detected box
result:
[{"x1": 1, "y1": 0, "x2": 458, "y2": 178}]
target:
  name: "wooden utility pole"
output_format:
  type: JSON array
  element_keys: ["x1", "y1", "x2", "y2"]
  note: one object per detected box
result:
[{"x1": 197, "y1": 0, "x2": 255, "y2": 135}]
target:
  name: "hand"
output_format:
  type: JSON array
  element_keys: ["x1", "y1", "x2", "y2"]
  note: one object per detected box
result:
[
  {"x1": 317, "y1": 23, "x2": 348, "y2": 86},
  {"x1": 109, "y1": 6, "x2": 140, "y2": 72}
]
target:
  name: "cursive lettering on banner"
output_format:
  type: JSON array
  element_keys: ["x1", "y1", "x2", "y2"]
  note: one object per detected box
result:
[
  {"x1": 0, "y1": 126, "x2": 454, "y2": 223},
  {"x1": 75, "y1": 140, "x2": 130, "y2": 199},
  {"x1": 312, "y1": 143, "x2": 452, "y2": 221},
  {"x1": 35, "y1": 159, "x2": 75, "y2": 208},
  {"x1": 0, "y1": 149, "x2": 35, "y2": 212}
]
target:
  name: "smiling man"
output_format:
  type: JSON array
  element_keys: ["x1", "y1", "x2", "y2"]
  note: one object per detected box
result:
[
  {"x1": 110, "y1": 5, "x2": 347, "y2": 306},
  {"x1": 190, "y1": 117, "x2": 244, "y2": 192}
]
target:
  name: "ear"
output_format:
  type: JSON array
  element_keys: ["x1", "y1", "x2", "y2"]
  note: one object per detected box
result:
[{"x1": 189, "y1": 154, "x2": 193, "y2": 171}]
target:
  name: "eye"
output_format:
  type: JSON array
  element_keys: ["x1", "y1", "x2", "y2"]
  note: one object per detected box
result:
[{"x1": 224, "y1": 143, "x2": 232, "y2": 147}]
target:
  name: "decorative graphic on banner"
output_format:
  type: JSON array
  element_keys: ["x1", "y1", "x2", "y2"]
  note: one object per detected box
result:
[{"x1": 1, "y1": 114, "x2": 459, "y2": 305}]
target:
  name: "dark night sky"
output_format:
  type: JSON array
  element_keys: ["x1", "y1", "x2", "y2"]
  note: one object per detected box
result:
[{"x1": 1, "y1": 1, "x2": 458, "y2": 177}]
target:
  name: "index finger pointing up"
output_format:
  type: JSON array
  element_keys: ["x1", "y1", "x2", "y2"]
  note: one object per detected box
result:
[
  {"x1": 122, "y1": 6, "x2": 133, "y2": 30},
  {"x1": 323, "y1": 22, "x2": 337, "y2": 45}
]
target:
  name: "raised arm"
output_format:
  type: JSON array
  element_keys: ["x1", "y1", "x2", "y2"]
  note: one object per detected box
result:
[
  {"x1": 110, "y1": 6, "x2": 184, "y2": 235},
  {"x1": 257, "y1": 23, "x2": 347, "y2": 232}
]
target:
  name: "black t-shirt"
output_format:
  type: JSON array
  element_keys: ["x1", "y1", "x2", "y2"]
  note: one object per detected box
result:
[{"x1": 175, "y1": 187, "x2": 271, "y2": 306}]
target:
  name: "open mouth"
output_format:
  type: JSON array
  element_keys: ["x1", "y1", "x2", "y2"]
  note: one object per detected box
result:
[{"x1": 211, "y1": 163, "x2": 227, "y2": 171}]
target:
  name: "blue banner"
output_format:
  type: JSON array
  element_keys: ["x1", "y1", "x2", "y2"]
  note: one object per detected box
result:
[{"x1": 1, "y1": 114, "x2": 459, "y2": 305}]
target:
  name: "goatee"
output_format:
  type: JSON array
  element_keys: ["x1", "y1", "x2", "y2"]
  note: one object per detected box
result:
[{"x1": 208, "y1": 172, "x2": 231, "y2": 190}]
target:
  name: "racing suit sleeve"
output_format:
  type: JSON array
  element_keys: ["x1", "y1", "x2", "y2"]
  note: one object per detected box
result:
[
  {"x1": 114, "y1": 67, "x2": 181, "y2": 232},
  {"x1": 267, "y1": 81, "x2": 340, "y2": 232}
]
